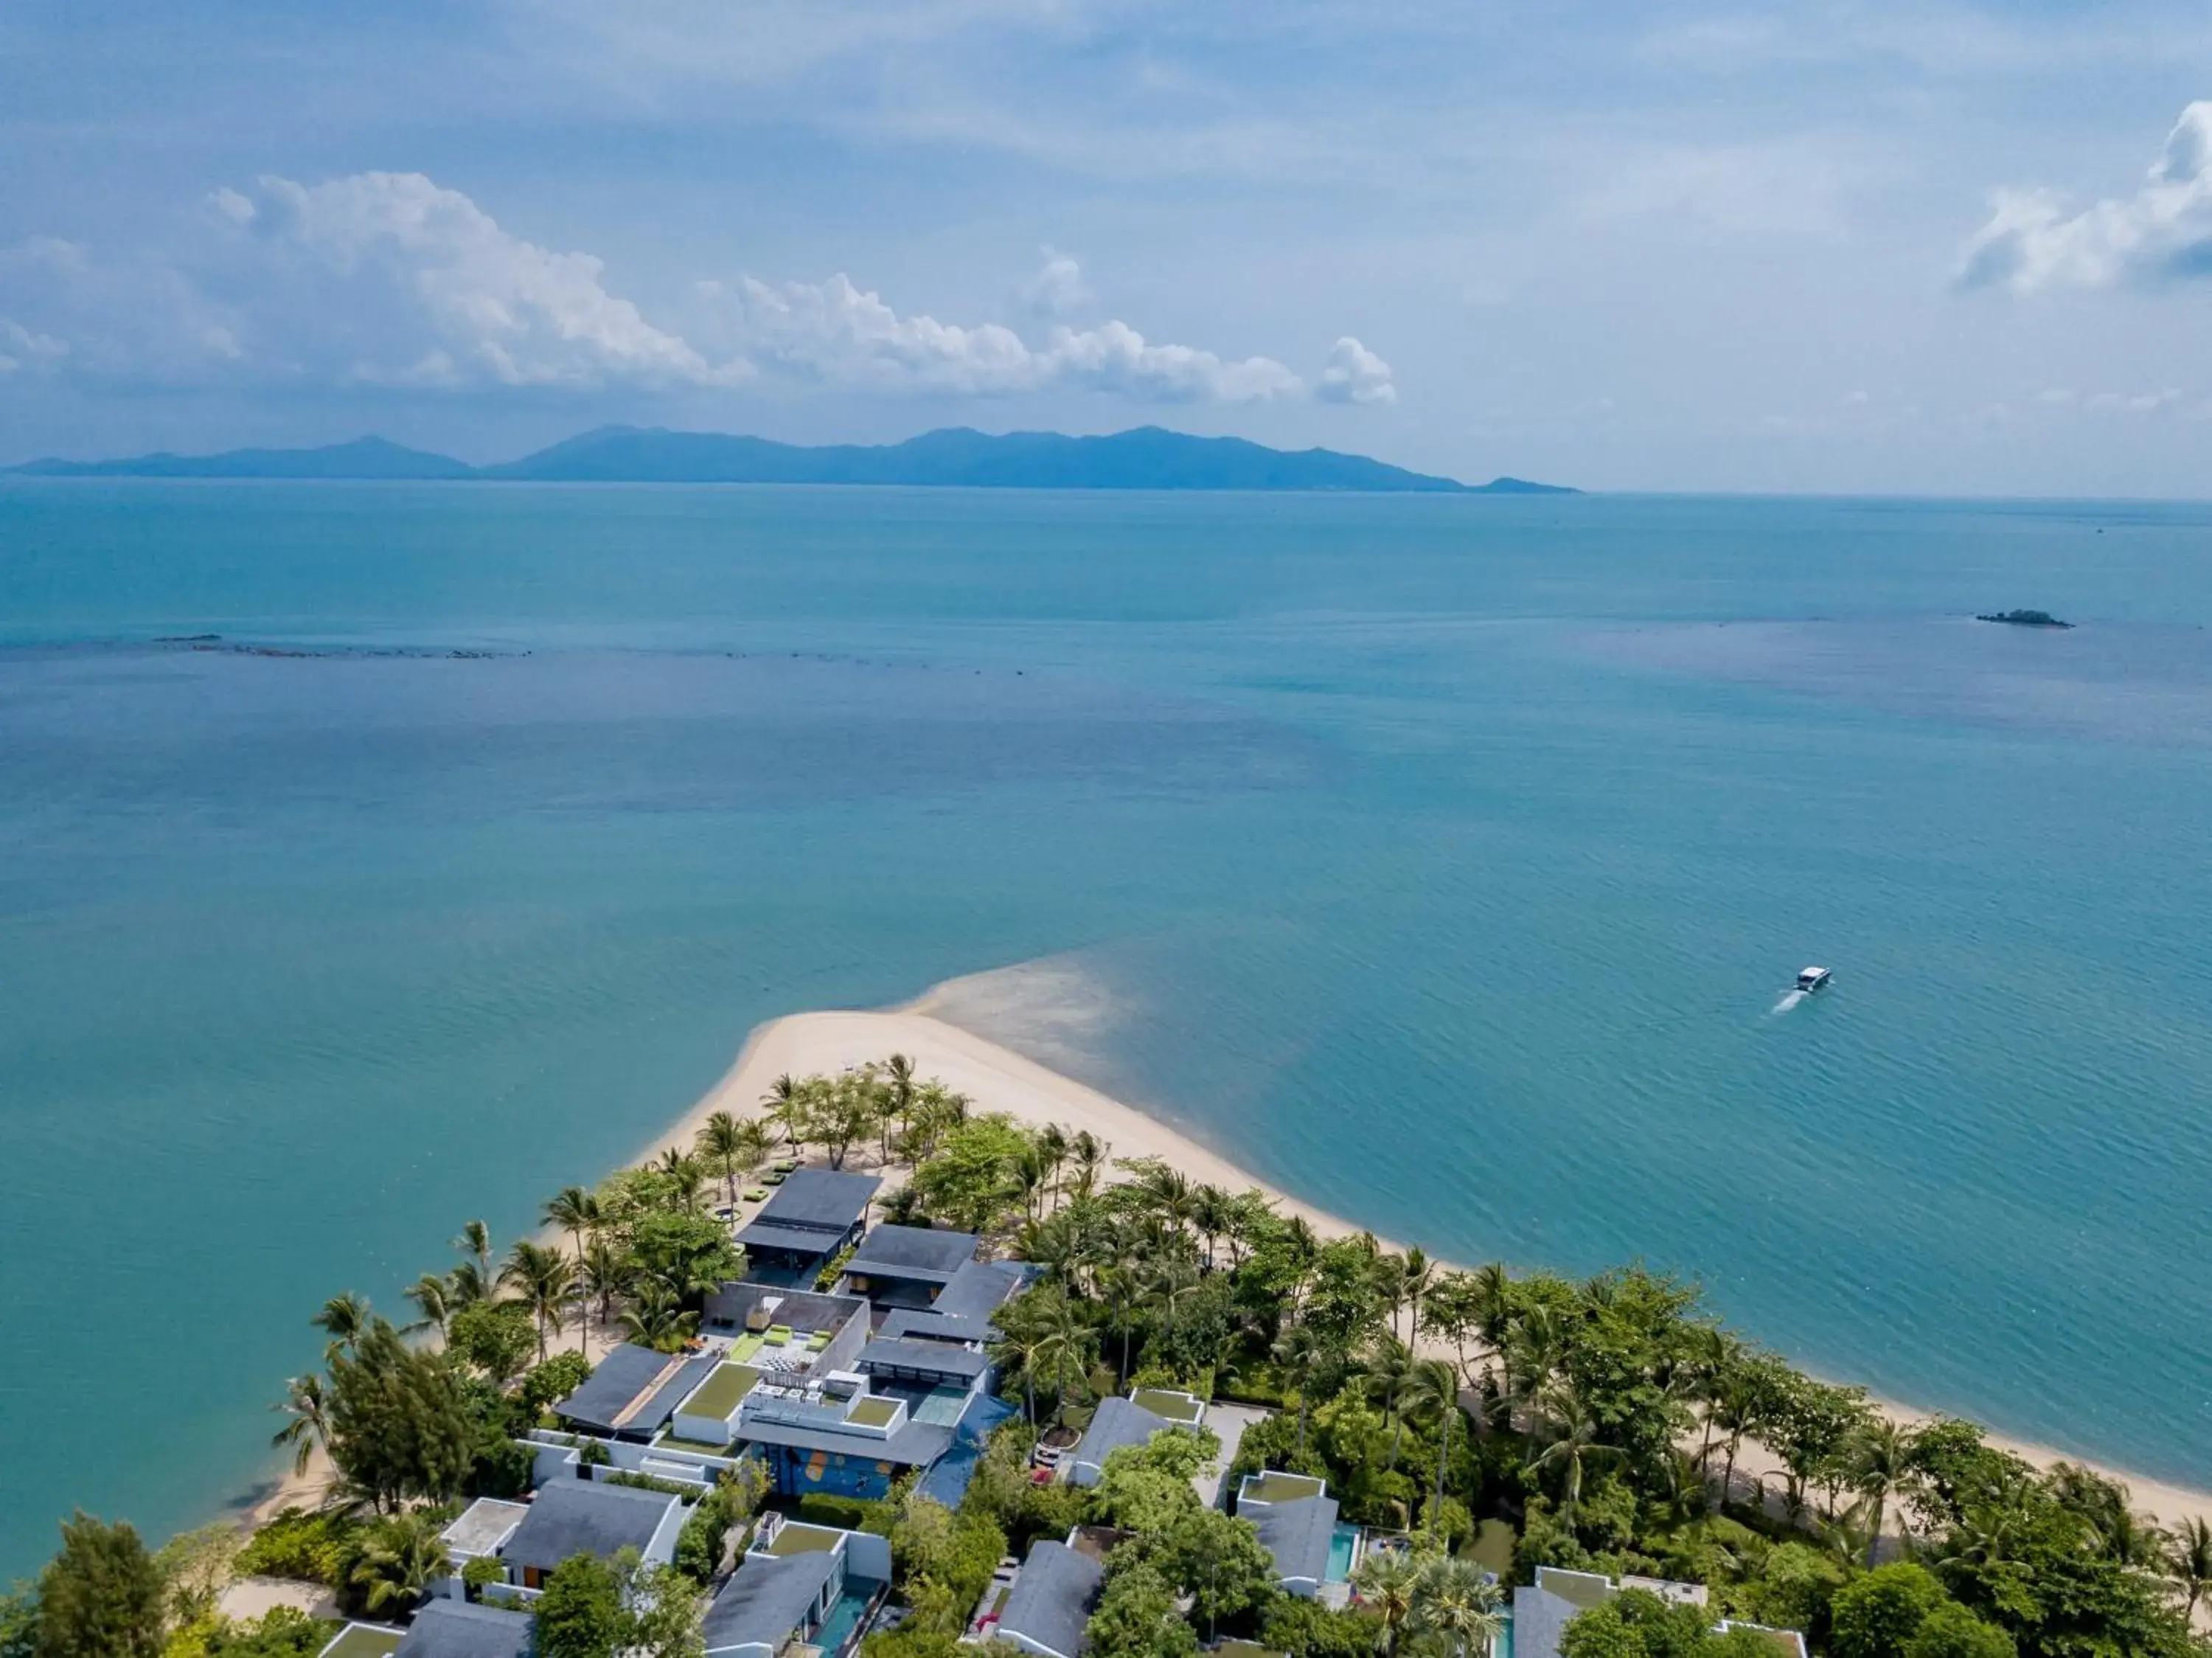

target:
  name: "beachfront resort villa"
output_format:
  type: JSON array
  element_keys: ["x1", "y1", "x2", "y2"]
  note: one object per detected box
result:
[
  {"x1": 876, "y1": 1258, "x2": 1036, "y2": 1344},
  {"x1": 703, "y1": 1514, "x2": 891, "y2": 1658},
  {"x1": 1234, "y1": 1471, "x2": 1360, "y2": 1601},
  {"x1": 439, "y1": 1480, "x2": 686, "y2": 1594},
  {"x1": 554, "y1": 1342, "x2": 720, "y2": 1443},
  {"x1": 978, "y1": 1535, "x2": 1108, "y2": 1658},
  {"x1": 1512, "y1": 1567, "x2": 1806, "y2": 1658},
  {"x1": 735, "y1": 1168, "x2": 881, "y2": 1286},
  {"x1": 1065, "y1": 1387, "x2": 1207, "y2": 1488},
  {"x1": 835, "y1": 1223, "x2": 982, "y2": 1308},
  {"x1": 389, "y1": 1600, "x2": 534, "y2": 1658}
]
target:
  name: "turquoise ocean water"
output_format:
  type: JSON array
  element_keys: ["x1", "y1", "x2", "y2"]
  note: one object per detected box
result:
[{"x1": 4, "y1": 481, "x2": 2211, "y2": 1574}]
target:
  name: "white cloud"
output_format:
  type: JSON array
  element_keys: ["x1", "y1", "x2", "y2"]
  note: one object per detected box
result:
[
  {"x1": 699, "y1": 270, "x2": 1304, "y2": 401},
  {"x1": 1015, "y1": 249, "x2": 1093, "y2": 319},
  {"x1": 1961, "y1": 102, "x2": 2212, "y2": 292},
  {"x1": 2083, "y1": 387, "x2": 2182, "y2": 414},
  {"x1": 1316, "y1": 336, "x2": 1396, "y2": 405},
  {"x1": 246, "y1": 171, "x2": 746, "y2": 388},
  {"x1": 0, "y1": 171, "x2": 1368, "y2": 409},
  {"x1": 0, "y1": 318, "x2": 69, "y2": 377}
]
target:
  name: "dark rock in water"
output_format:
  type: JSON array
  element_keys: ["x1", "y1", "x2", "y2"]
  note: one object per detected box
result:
[{"x1": 1975, "y1": 609, "x2": 2073, "y2": 628}]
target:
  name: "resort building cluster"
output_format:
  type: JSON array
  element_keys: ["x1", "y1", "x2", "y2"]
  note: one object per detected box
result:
[{"x1": 309, "y1": 1164, "x2": 1814, "y2": 1658}]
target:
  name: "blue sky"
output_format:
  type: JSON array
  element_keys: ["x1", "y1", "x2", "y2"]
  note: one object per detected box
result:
[{"x1": 6, "y1": 1, "x2": 2212, "y2": 492}]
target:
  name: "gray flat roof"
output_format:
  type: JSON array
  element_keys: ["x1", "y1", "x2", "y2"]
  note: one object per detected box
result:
[
  {"x1": 844, "y1": 1225, "x2": 980, "y2": 1282},
  {"x1": 932, "y1": 1259, "x2": 1032, "y2": 1319},
  {"x1": 880, "y1": 1308, "x2": 994, "y2": 1343},
  {"x1": 999, "y1": 1539, "x2": 1105, "y2": 1658},
  {"x1": 1072, "y1": 1395, "x2": 1172, "y2": 1471},
  {"x1": 558, "y1": 1344, "x2": 718, "y2": 1436},
  {"x1": 703, "y1": 1282, "x2": 866, "y2": 1336},
  {"x1": 735, "y1": 1221, "x2": 846, "y2": 1256},
  {"x1": 703, "y1": 1548, "x2": 841, "y2": 1655},
  {"x1": 393, "y1": 1600, "x2": 533, "y2": 1658},
  {"x1": 736, "y1": 1409, "x2": 954, "y2": 1468},
  {"x1": 1248, "y1": 1493, "x2": 1338, "y2": 1587},
  {"x1": 503, "y1": 1480, "x2": 681, "y2": 1574},
  {"x1": 748, "y1": 1168, "x2": 880, "y2": 1234},
  {"x1": 858, "y1": 1337, "x2": 990, "y2": 1381}
]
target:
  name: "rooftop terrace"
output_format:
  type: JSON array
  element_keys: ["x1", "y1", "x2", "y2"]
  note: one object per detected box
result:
[
  {"x1": 319, "y1": 1628, "x2": 405, "y2": 1658},
  {"x1": 1129, "y1": 1387, "x2": 1205, "y2": 1425},
  {"x1": 684, "y1": 1362, "x2": 762, "y2": 1420},
  {"x1": 762, "y1": 1521, "x2": 846, "y2": 1558},
  {"x1": 1242, "y1": 1471, "x2": 1326, "y2": 1505}
]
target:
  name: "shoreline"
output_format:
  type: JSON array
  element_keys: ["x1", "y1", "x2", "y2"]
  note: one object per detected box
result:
[{"x1": 649, "y1": 996, "x2": 2212, "y2": 1533}]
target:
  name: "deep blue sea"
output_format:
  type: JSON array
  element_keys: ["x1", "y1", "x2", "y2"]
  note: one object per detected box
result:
[{"x1": 4, "y1": 481, "x2": 2212, "y2": 1575}]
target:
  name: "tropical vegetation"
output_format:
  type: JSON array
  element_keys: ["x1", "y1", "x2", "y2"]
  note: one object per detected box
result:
[{"x1": 4, "y1": 1055, "x2": 2205, "y2": 1658}]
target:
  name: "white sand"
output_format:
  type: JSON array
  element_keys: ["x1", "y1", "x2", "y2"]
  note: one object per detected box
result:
[{"x1": 650, "y1": 1001, "x2": 2212, "y2": 1531}]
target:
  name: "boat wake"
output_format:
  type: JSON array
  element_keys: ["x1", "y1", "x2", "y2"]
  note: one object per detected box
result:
[{"x1": 1771, "y1": 989, "x2": 1805, "y2": 1016}]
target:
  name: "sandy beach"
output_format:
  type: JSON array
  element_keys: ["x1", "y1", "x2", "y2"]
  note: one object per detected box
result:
[{"x1": 647, "y1": 995, "x2": 2212, "y2": 1533}]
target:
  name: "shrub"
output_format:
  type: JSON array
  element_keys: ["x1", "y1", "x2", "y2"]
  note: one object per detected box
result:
[
  {"x1": 234, "y1": 1510, "x2": 358, "y2": 1586},
  {"x1": 796, "y1": 1494, "x2": 888, "y2": 1533},
  {"x1": 467, "y1": 1435, "x2": 536, "y2": 1500},
  {"x1": 202, "y1": 1606, "x2": 330, "y2": 1657},
  {"x1": 599, "y1": 1470, "x2": 702, "y2": 1501},
  {"x1": 519, "y1": 1352, "x2": 594, "y2": 1415}
]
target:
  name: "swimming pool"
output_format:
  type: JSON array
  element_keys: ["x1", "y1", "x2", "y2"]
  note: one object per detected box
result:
[
  {"x1": 814, "y1": 1586, "x2": 877, "y2": 1657},
  {"x1": 1326, "y1": 1523, "x2": 1361, "y2": 1583}
]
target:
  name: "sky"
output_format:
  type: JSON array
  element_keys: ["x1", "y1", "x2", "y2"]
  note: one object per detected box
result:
[{"x1": 7, "y1": 1, "x2": 2212, "y2": 493}]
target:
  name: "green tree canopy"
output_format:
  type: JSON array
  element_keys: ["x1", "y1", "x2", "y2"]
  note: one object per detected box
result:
[
  {"x1": 34, "y1": 1513, "x2": 164, "y2": 1658},
  {"x1": 535, "y1": 1553, "x2": 624, "y2": 1658},
  {"x1": 1831, "y1": 1564, "x2": 1950, "y2": 1658},
  {"x1": 1086, "y1": 1562, "x2": 1198, "y2": 1658}
]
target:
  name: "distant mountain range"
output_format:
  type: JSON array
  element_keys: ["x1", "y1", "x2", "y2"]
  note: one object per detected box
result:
[{"x1": 5, "y1": 426, "x2": 1575, "y2": 494}]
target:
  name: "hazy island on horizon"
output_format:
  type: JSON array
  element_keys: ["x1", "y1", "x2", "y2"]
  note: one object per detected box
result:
[{"x1": 2, "y1": 425, "x2": 1576, "y2": 495}]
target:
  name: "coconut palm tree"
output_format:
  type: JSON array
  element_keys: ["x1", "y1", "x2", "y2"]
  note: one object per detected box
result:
[
  {"x1": 1397, "y1": 1246, "x2": 1436, "y2": 1344},
  {"x1": 1135, "y1": 1165, "x2": 1195, "y2": 1238},
  {"x1": 1141, "y1": 1254, "x2": 1201, "y2": 1351},
  {"x1": 1099, "y1": 1263, "x2": 1144, "y2": 1385},
  {"x1": 1066, "y1": 1130, "x2": 1108, "y2": 1203},
  {"x1": 1526, "y1": 1379, "x2": 1624, "y2": 1517},
  {"x1": 1352, "y1": 1550, "x2": 1423, "y2": 1658},
  {"x1": 1190, "y1": 1185, "x2": 1234, "y2": 1274},
  {"x1": 312, "y1": 1292, "x2": 372, "y2": 1356},
  {"x1": 1399, "y1": 1357, "x2": 1462, "y2": 1522},
  {"x1": 349, "y1": 1514, "x2": 451, "y2": 1614},
  {"x1": 764, "y1": 1074, "x2": 807, "y2": 1151},
  {"x1": 1411, "y1": 1558, "x2": 1506, "y2": 1658},
  {"x1": 655, "y1": 1145, "x2": 708, "y2": 1207},
  {"x1": 403, "y1": 1274, "x2": 453, "y2": 1340},
  {"x1": 619, "y1": 1283, "x2": 697, "y2": 1352},
  {"x1": 500, "y1": 1240, "x2": 577, "y2": 1362},
  {"x1": 543, "y1": 1184, "x2": 600, "y2": 1282},
  {"x1": 1273, "y1": 1321, "x2": 1328, "y2": 1460},
  {"x1": 446, "y1": 1260, "x2": 493, "y2": 1311},
  {"x1": 454, "y1": 1220, "x2": 493, "y2": 1283},
  {"x1": 694, "y1": 1112, "x2": 755, "y2": 1208},
  {"x1": 883, "y1": 1053, "x2": 919, "y2": 1150},
  {"x1": 1847, "y1": 1418, "x2": 1916, "y2": 1567},
  {"x1": 2166, "y1": 1516, "x2": 2212, "y2": 1622},
  {"x1": 269, "y1": 1373, "x2": 332, "y2": 1477},
  {"x1": 1035, "y1": 1123, "x2": 1069, "y2": 1209},
  {"x1": 1362, "y1": 1336, "x2": 1421, "y2": 1469},
  {"x1": 580, "y1": 1236, "x2": 627, "y2": 1346}
]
